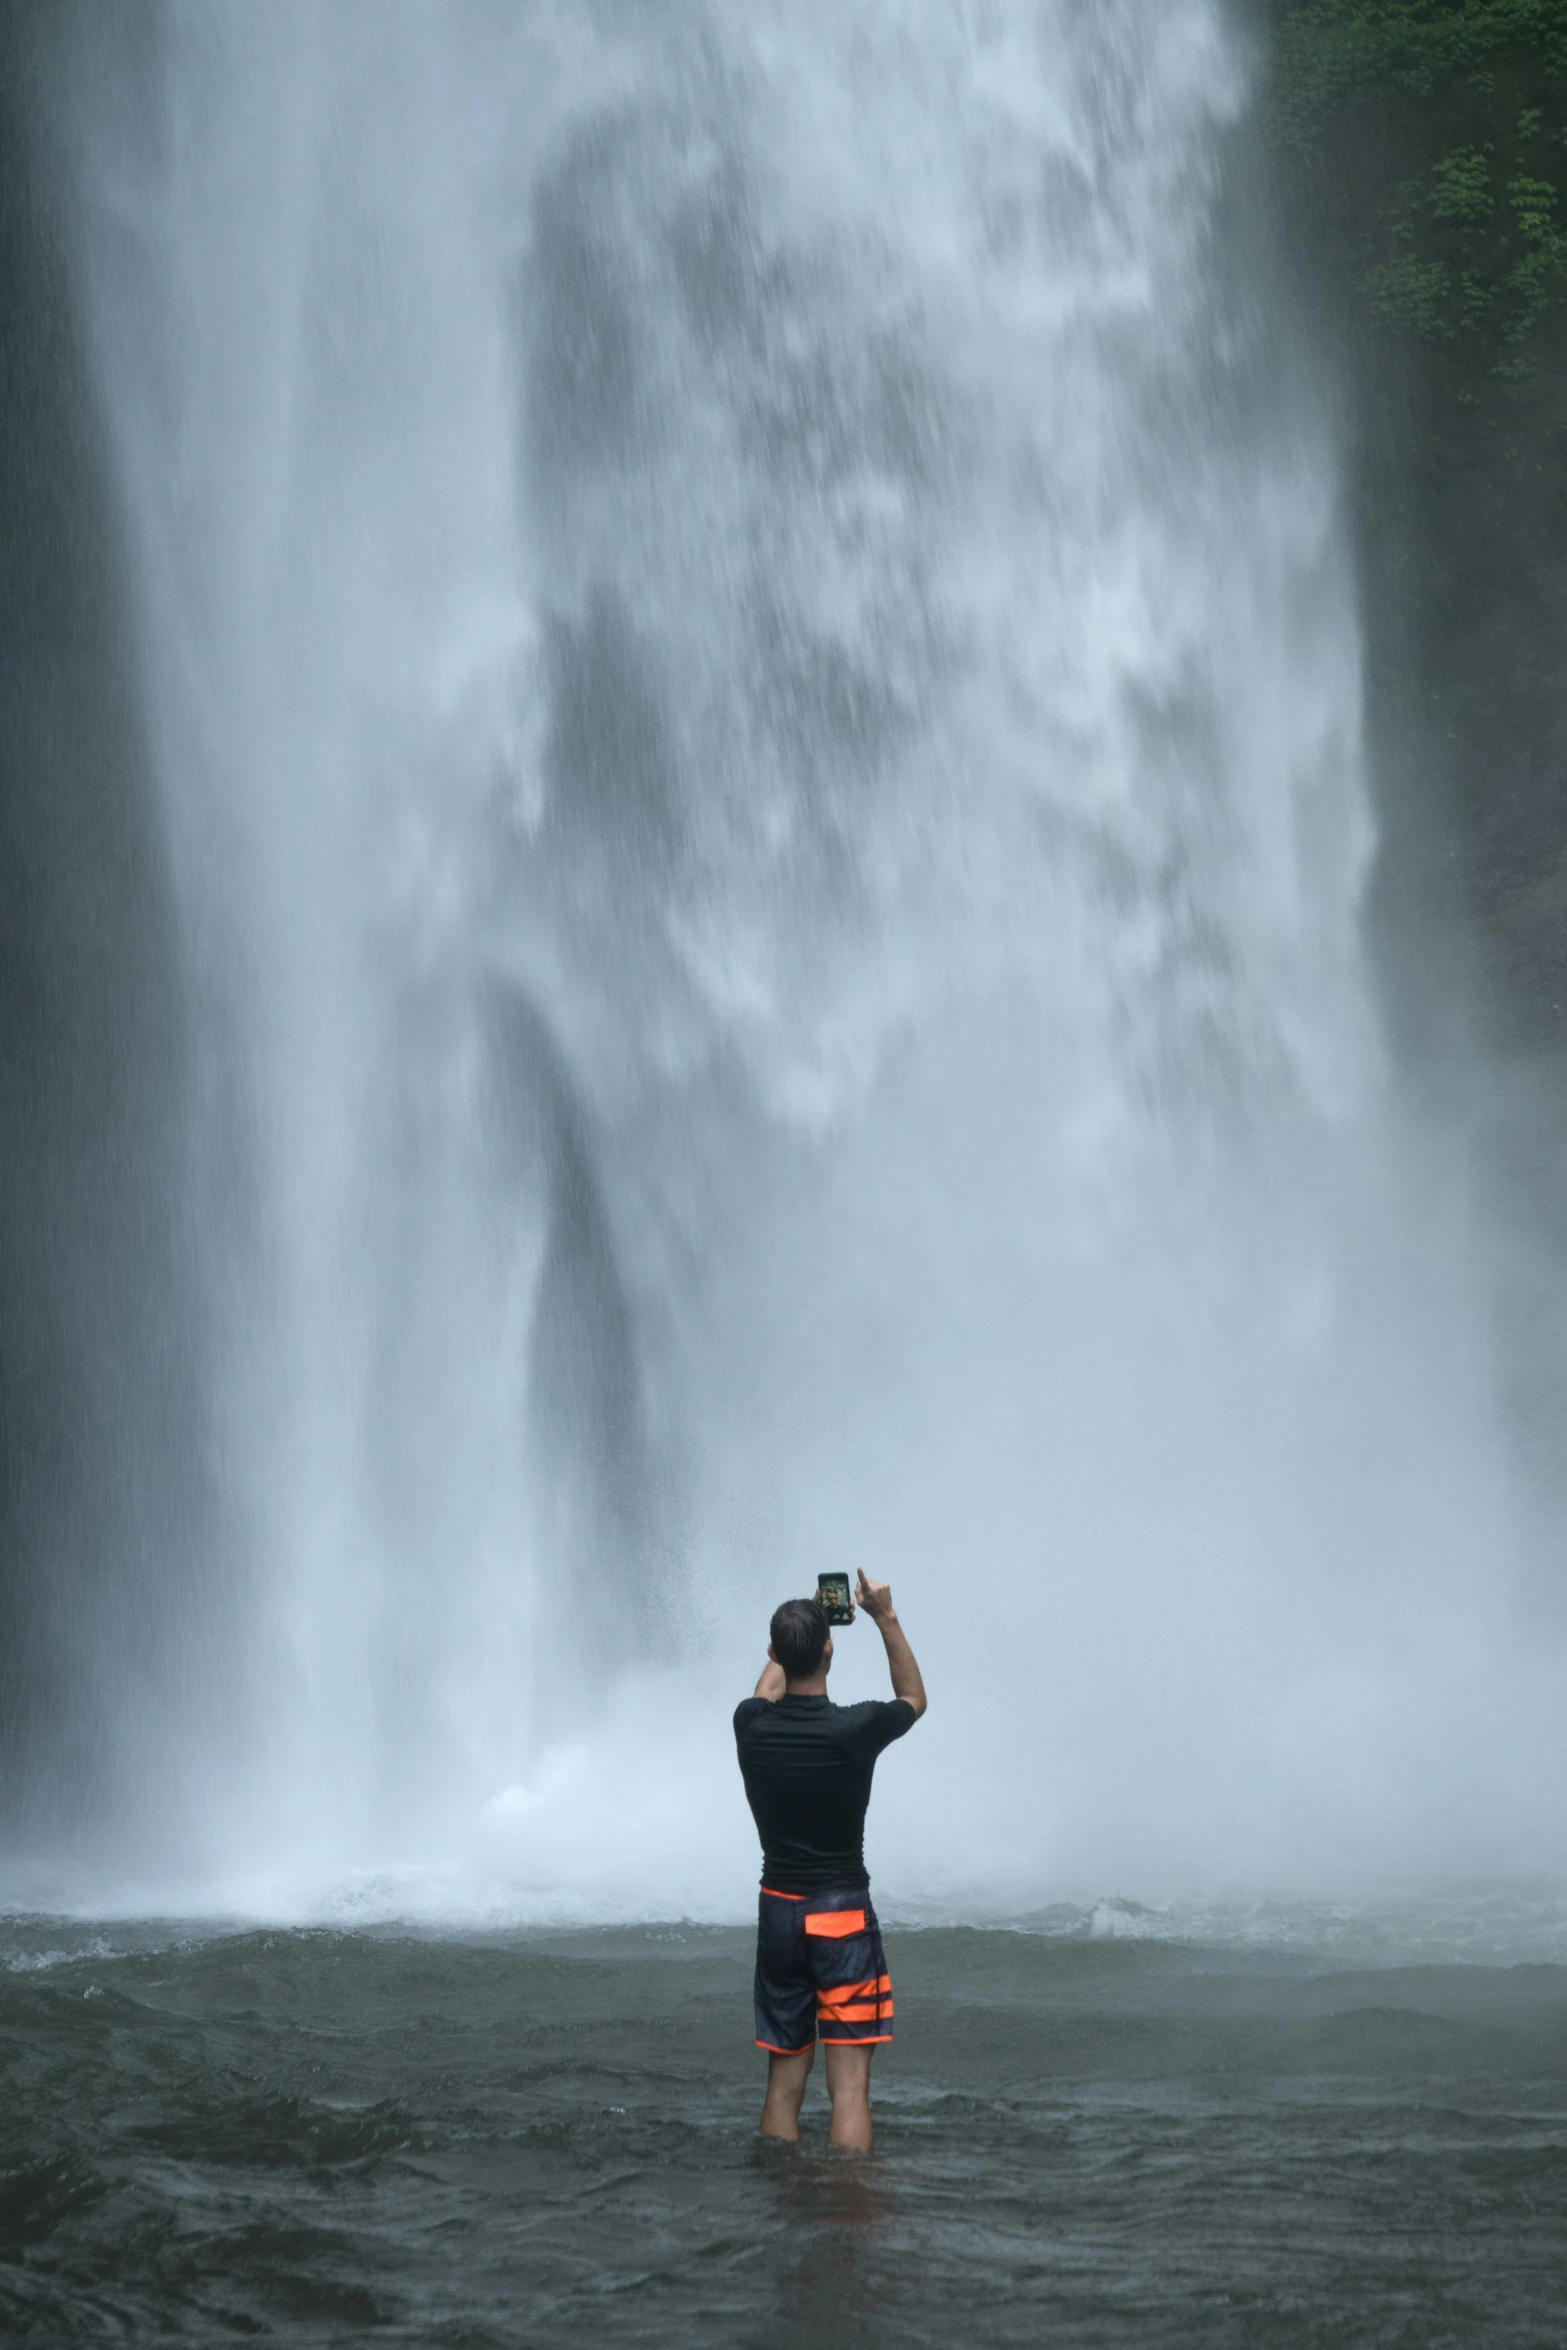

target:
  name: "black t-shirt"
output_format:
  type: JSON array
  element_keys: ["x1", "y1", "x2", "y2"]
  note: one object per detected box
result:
[{"x1": 733, "y1": 1692, "x2": 918, "y2": 1894}]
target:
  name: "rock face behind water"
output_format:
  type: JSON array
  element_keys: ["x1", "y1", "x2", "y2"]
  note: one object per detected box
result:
[
  {"x1": 0, "y1": 4, "x2": 208, "y2": 1845},
  {"x1": 1260, "y1": 0, "x2": 1567, "y2": 1487},
  {"x1": 1263, "y1": 0, "x2": 1567, "y2": 1057}
]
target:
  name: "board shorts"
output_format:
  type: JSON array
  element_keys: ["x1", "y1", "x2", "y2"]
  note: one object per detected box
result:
[{"x1": 754, "y1": 1884, "x2": 894, "y2": 2054}]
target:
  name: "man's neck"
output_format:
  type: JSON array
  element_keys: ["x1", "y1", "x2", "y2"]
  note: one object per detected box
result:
[{"x1": 783, "y1": 1674, "x2": 829, "y2": 1699}]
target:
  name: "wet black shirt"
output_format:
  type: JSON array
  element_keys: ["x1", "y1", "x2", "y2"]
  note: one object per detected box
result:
[{"x1": 733, "y1": 1693, "x2": 918, "y2": 1894}]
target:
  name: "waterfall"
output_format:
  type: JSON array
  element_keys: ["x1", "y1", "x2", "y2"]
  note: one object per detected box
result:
[{"x1": 41, "y1": 0, "x2": 1559, "y2": 1915}]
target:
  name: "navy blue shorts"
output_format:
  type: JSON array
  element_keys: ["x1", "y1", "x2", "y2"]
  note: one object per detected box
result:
[{"x1": 754, "y1": 1884, "x2": 894, "y2": 2054}]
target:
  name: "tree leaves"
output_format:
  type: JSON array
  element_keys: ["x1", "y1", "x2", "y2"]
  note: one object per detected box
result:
[{"x1": 1269, "y1": 2, "x2": 1567, "y2": 387}]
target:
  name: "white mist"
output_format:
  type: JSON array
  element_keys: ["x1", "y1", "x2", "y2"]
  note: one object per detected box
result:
[{"x1": 59, "y1": 0, "x2": 1566, "y2": 1919}]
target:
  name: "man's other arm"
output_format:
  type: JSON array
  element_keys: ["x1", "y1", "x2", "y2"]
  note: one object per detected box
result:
[
  {"x1": 753, "y1": 1658, "x2": 786, "y2": 1701},
  {"x1": 854, "y1": 1572, "x2": 927, "y2": 1717}
]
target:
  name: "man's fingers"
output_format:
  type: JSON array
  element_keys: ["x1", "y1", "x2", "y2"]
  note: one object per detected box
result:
[{"x1": 851, "y1": 1567, "x2": 895, "y2": 1621}]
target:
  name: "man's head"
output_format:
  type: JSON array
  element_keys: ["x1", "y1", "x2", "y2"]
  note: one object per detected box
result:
[{"x1": 768, "y1": 1597, "x2": 831, "y2": 1685}]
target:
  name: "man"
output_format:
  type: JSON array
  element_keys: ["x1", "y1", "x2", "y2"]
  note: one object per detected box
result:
[{"x1": 733, "y1": 1569, "x2": 927, "y2": 2153}]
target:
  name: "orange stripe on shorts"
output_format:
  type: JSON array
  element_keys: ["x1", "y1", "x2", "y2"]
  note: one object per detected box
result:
[
  {"x1": 803, "y1": 1909, "x2": 866, "y2": 1938},
  {"x1": 817, "y1": 1978, "x2": 878, "y2": 2007}
]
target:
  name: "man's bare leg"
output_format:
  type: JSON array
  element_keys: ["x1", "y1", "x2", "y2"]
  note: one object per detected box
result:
[
  {"x1": 759, "y1": 2045, "x2": 814, "y2": 2141},
  {"x1": 823, "y1": 2042, "x2": 875, "y2": 2153}
]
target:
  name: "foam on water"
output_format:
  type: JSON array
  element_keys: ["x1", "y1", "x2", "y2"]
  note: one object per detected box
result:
[{"x1": 42, "y1": 0, "x2": 1567, "y2": 1916}]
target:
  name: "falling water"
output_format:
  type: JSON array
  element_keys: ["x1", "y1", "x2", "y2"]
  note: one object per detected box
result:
[{"x1": 40, "y1": 0, "x2": 1565, "y2": 1917}]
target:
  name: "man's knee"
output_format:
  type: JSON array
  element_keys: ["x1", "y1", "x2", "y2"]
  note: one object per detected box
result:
[
  {"x1": 823, "y1": 2043, "x2": 874, "y2": 2099},
  {"x1": 766, "y1": 2046, "x2": 815, "y2": 2100}
]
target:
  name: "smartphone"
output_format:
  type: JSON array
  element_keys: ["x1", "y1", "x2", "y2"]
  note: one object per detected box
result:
[{"x1": 817, "y1": 1572, "x2": 854, "y2": 1626}]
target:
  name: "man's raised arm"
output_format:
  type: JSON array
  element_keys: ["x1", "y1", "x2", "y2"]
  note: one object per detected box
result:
[
  {"x1": 854, "y1": 1572, "x2": 927, "y2": 1717},
  {"x1": 752, "y1": 1657, "x2": 786, "y2": 1701}
]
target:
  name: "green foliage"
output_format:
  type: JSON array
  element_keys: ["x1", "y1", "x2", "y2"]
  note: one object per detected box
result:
[
  {"x1": 1273, "y1": 1, "x2": 1567, "y2": 150},
  {"x1": 1270, "y1": 0, "x2": 1567, "y2": 386},
  {"x1": 1504, "y1": 169, "x2": 1567, "y2": 346},
  {"x1": 1364, "y1": 243, "x2": 1451, "y2": 337},
  {"x1": 1429, "y1": 145, "x2": 1493, "y2": 225},
  {"x1": 1359, "y1": 129, "x2": 1567, "y2": 362}
]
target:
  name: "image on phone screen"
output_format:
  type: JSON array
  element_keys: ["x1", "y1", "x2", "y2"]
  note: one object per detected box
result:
[{"x1": 817, "y1": 1573, "x2": 853, "y2": 1626}]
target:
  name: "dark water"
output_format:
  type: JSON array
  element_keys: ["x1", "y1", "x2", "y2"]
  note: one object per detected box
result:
[{"x1": 3, "y1": 1914, "x2": 1566, "y2": 2345}]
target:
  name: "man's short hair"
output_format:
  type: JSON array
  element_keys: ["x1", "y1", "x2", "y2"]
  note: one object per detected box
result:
[{"x1": 770, "y1": 1597, "x2": 829, "y2": 1681}]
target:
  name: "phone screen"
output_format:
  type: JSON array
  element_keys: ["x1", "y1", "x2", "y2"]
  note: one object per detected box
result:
[{"x1": 817, "y1": 1573, "x2": 853, "y2": 1626}]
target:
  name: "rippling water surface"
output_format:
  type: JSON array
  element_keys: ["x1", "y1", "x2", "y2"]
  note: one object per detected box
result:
[{"x1": 4, "y1": 1903, "x2": 1565, "y2": 2344}]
